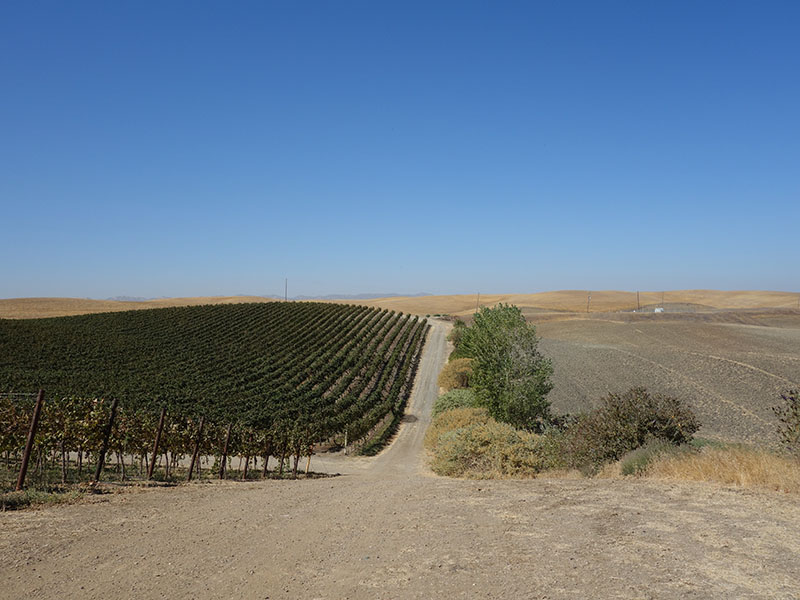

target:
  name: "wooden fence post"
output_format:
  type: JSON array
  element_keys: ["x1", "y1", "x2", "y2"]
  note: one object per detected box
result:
[
  {"x1": 15, "y1": 389, "x2": 45, "y2": 491},
  {"x1": 93, "y1": 398, "x2": 119, "y2": 483},
  {"x1": 219, "y1": 423, "x2": 232, "y2": 479},
  {"x1": 147, "y1": 406, "x2": 167, "y2": 480},
  {"x1": 187, "y1": 416, "x2": 205, "y2": 482}
]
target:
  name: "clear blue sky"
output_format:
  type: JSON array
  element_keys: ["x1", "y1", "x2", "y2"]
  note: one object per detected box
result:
[{"x1": 2, "y1": 1, "x2": 798, "y2": 298}]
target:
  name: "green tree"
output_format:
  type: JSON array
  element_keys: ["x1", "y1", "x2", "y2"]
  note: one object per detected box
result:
[
  {"x1": 455, "y1": 304, "x2": 553, "y2": 430},
  {"x1": 447, "y1": 318, "x2": 468, "y2": 358}
]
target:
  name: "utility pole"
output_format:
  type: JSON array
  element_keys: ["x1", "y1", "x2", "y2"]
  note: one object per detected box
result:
[{"x1": 586, "y1": 292, "x2": 591, "y2": 313}]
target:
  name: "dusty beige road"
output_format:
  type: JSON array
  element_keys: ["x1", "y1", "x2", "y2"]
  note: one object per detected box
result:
[{"x1": 2, "y1": 321, "x2": 800, "y2": 600}]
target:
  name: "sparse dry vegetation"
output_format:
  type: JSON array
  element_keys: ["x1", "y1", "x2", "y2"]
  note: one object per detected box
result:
[
  {"x1": 426, "y1": 387, "x2": 702, "y2": 480},
  {"x1": 427, "y1": 382, "x2": 800, "y2": 494},
  {"x1": 1, "y1": 488, "x2": 85, "y2": 511},
  {"x1": 643, "y1": 445, "x2": 800, "y2": 493},
  {"x1": 436, "y1": 358, "x2": 473, "y2": 391},
  {"x1": 424, "y1": 406, "x2": 564, "y2": 478},
  {"x1": 424, "y1": 406, "x2": 490, "y2": 451}
]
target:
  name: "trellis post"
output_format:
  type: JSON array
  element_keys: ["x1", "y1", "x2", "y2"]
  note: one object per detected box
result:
[
  {"x1": 147, "y1": 406, "x2": 167, "y2": 480},
  {"x1": 15, "y1": 389, "x2": 45, "y2": 491},
  {"x1": 187, "y1": 416, "x2": 205, "y2": 481},
  {"x1": 219, "y1": 423, "x2": 232, "y2": 479},
  {"x1": 93, "y1": 398, "x2": 119, "y2": 483}
]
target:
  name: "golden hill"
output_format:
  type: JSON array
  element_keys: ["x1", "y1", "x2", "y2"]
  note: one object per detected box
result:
[
  {"x1": 0, "y1": 296, "x2": 276, "y2": 319},
  {"x1": 332, "y1": 290, "x2": 800, "y2": 317},
  {"x1": 1, "y1": 290, "x2": 797, "y2": 319}
]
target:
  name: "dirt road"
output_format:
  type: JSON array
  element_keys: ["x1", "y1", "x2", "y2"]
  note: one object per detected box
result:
[{"x1": 2, "y1": 320, "x2": 799, "y2": 599}]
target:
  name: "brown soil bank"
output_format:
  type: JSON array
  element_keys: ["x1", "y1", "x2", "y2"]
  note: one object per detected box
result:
[{"x1": 1, "y1": 321, "x2": 799, "y2": 599}]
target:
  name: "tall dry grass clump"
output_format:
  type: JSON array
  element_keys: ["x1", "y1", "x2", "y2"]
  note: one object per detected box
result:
[
  {"x1": 646, "y1": 446, "x2": 800, "y2": 493},
  {"x1": 437, "y1": 358, "x2": 473, "y2": 391},
  {"x1": 424, "y1": 407, "x2": 490, "y2": 450}
]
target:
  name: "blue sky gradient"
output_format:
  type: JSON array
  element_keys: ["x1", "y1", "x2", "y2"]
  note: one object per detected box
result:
[{"x1": 2, "y1": 1, "x2": 798, "y2": 298}]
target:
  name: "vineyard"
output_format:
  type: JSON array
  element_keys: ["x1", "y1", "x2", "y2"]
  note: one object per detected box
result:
[{"x1": 0, "y1": 303, "x2": 428, "y2": 489}]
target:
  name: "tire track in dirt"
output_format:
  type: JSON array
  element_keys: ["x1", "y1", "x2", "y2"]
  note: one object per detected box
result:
[
  {"x1": 540, "y1": 318, "x2": 800, "y2": 441},
  {"x1": 685, "y1": 352, "x2": 800, "y2": 387},
  {"x1": 600, "y1": 346, "x2": 773, "y2": 429},
  {"x1": 629, "y1": 324, "x2": 799, "y2": 387}
]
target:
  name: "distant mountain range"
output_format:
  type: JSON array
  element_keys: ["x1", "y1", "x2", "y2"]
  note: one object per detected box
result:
[{"x1": 105, "y1": 293, "x2": 433, "y2": 302}]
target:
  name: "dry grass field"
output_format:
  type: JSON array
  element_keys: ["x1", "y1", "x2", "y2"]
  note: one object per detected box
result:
[
  {"x1": 0, "y1": 295, "x2": 276, "y2": 319},
  {"x1": 2, "y1": 290, "x2": 798, "y2": 320},
  {"x1": 336, "y1": 290, "x2": 800, "y2": 317}
]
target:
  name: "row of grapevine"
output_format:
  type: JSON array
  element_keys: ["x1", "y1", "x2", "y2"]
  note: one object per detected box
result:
[{"x1": 0, "y1": 302, "x2": 429, "y2": 488}]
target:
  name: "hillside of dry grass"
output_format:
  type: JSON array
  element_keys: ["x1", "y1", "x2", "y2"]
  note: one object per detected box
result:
[
  {"x1": 0, "y1": 296, "x2": 277, "y2": 319},
  {"x1": 336, "y1": 290, "x2": 800, "y2": 317},
  {"x1": 2, "y1": 290, "x2": 798, "y2": 319}
]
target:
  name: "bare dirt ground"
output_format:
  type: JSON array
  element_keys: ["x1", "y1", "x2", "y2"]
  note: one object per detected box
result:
[
  {"x1": 538, "y1": 314, "x2": 800, "y2": 444},
  {"x1": 2, "y1": 320, "x2": 800, "y2": 599}
]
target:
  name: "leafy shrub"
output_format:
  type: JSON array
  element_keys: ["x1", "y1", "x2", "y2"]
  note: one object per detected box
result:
[
  {"x1": 430, "y1": 419, "x2": 565, "y2": 478},
  {"x1": 447, "y1": 318, "x2": 467, "y2": 349},
  {"x1": 432, "y1": 389, "x2": 482, "y2": 418},
  {"x1": 773, "y1": 390, "x2": 800, "y2": 455},
  {"x1": 566, "y1": 387, "x2": 700, "y2": 470},
  {"x1": 437, "y1": 358, "x2": 474, "y2": 392}
]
